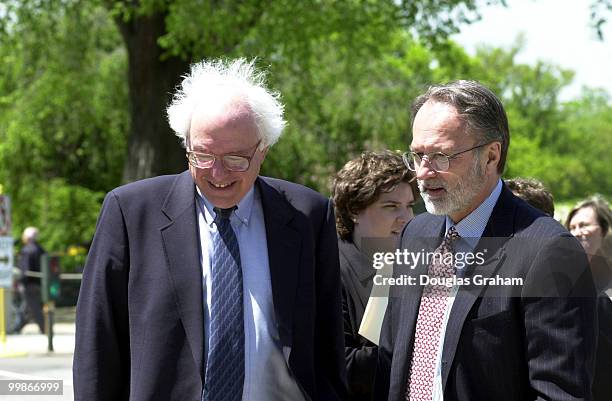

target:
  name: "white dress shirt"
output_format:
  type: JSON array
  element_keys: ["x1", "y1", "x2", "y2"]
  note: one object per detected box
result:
[{"x1": 196, "y1": 186, "x2": 307, "y2": 401}]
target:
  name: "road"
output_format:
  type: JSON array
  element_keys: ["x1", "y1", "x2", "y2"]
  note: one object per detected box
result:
[
  {"x1": 1, "y1": 307, "x2": 75, "y2": 401},
  {"x1": 0, "y1": 354, "x2": 73, "y2": 401}
]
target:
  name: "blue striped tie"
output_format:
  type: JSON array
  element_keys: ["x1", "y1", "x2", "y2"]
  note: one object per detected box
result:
[{"x1": 203, "y1": 207, "x2": 244, "y2": 401}]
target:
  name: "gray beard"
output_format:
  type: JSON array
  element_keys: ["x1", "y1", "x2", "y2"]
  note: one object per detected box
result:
[{"x1": 418, "y1": 154, "x2": 486, "y2": 217}]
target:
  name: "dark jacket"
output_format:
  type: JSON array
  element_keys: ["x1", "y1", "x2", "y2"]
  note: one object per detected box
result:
[
  {"x1": 374, "y1": 184, "x2": 597, "y2": 401},
  {"x1": 339, "y1": 239, "x2": 377, "y2": 401},
  {"x1": 73, "y1": 171, "x2": 348, "y2": 401},
  {"x1": 19, "y1": 241, "x2": 45, "y2": 284},
  {"x1": 594, "y1": 295, "x2": 612, "y2": 401},
  {"x1": 592, "y1": 252, "x2": 612, "y2": 401}
]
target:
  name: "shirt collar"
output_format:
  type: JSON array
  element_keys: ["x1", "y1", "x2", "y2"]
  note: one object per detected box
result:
[
  {"x1": 445, "y1": 179, "x2": 502, "y2": 247},
  {"x1": 195, "y1": 186, "x2": 255, "y2": 227}
]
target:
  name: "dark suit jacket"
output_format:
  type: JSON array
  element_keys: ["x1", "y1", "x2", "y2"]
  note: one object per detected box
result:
[
  {"x1": 594, "y1": 295, "x2": 612, "y2": 401},
  {"x1": 73, "y1": 171, "x2": 347, "y2": 401},
  {"x1": 19, "y1": 241, "x2": 45, "y2": 284},
  {"x1": 374, "y1": 184, "x2": 597, "y2": 401},
  {"x1": 339, "y1": 239, "x2": 377, "y2": 401},
  {"x1": 592, "y1": 251, "x2": 612, "y2": 401}
]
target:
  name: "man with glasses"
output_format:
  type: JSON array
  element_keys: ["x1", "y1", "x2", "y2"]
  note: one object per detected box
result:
[
  {"x1": 374, "y1": 80, "x2": 597, "y2": 401},
  {"x1": 74, "y1": 59, "x2": 347, "y2": 401}
]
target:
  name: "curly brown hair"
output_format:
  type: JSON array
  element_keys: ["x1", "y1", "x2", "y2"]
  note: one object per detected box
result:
[
  {"x1": 331, "y1": 150, "x2": 417, "y2": 241},
  {"x1": 505, "y1": 178, "x2": 555, "y2": 217}
]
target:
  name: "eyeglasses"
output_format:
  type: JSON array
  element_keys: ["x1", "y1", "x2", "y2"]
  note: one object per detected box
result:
[
  {"x1": 402, "y1": 142, "x2": 493, "y2": 172},
  {"x1": 186, "y1": 140, "x2": 261, "y2": 172}
]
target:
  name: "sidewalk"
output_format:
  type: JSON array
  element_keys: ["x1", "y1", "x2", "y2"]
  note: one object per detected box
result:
[
  {"x1": 1, "y1": 322, "x2": 75, "y2": 356},
  {"x1": 1, "y1": 307, "x2": 76, "y2": 357},
  {"x1": 0, "y1": 308, "x2": 76, "y2": 401}
]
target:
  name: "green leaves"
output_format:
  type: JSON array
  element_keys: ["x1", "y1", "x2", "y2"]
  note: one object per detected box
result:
[
  {"x1": 6, "y1": 178, "x2": 104, "y2": 253},
  {"x1": 1, "y1": 0, "x2": 610, "y2": 256},
  {"x1": 0, "y1": 1, "x2": 126, "y2": 253}
]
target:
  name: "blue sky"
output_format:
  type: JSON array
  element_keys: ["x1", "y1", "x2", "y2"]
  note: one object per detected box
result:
[{"x1": 453, "y1": 0, "x2": 612, "y2": 101}]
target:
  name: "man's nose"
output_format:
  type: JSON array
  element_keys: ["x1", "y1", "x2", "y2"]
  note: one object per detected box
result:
[
  {"x1": 210, "y1": 158, "x2": 228, "y2": 179},
  {"x1": 415, "y1": 158, "x2": 437, "y2": 180}
]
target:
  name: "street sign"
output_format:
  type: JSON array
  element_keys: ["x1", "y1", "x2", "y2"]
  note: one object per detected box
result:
[
  {"x1": 0, "y1": 195, "x2": 12, "y2": 288},
  {"x1": 0, "y1": 195, "x2": 10, "y2": 236},
  {"x1": 0, "y1": 236, "x2": 13, "y2": 288}
]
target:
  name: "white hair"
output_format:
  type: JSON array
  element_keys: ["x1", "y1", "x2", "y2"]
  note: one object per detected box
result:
[
  {"x1": 167, "y1": 58, "x2": 286, "y2": 149},
  {"x1": 22, "y1": 226, "x2": 38, "y2": 242}
]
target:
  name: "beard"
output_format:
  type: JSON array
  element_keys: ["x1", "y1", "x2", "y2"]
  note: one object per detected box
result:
[{"x1": 418, "y1": 153, "x2": 486, "y2": 217}]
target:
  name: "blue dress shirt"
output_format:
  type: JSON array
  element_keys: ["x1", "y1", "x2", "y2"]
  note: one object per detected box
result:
[
  {"x1": 431, "y1": 179, "x2": 502, "y2": 401},
  {"x1": 196, "y1": 186, "x2": 307, "y2": 401}
]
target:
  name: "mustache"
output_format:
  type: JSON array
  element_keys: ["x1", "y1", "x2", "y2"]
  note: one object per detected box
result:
[{"x1": 417, "y1": 179, "x2": 447, "y2": 191}]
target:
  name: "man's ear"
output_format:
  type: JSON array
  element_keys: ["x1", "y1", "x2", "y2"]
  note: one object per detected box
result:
[{"x1": 485, "y1": 141, "x2": 501, "y2": 172}]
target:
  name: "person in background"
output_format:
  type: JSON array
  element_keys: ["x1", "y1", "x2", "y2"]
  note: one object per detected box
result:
[
  {"x1": 505, "y1": 177, "x2": 555, "y2": 217},
  {"x1": 13, "y1": 227, "x2": 46, "y2": 334},
  {"x1": 566, "y1": 195, "x2": 612, "y2": 401},
  {"x1": 567, "y1": 196, "x2": 612, "y2": 268},
  {"x1": 331, "y1": 150, "x2": 418, "y2": 401}
]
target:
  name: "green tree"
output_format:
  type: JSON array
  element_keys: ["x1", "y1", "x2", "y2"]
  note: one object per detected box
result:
[
  {"x1": 0, "y1": 0, "x2": 498, "y2": 251},
  {"x1": 0, "y1": 1, "x2": 127, "y2": 250},
  {"x1": 400, "y1": 37, "x2": 611, "y2": 201},
  {"x1": 260, "y1": 30, "x2": 439, "y2": 190},
  {"x1": 99, "y1": 0, "x2": 500, "y2": 181},
  {"x1": 467, "y1": 42, "x2": 610, "y2": 200},
  {"x1": 2, "y1": 0, "x2": 610, "y2": 254},
  {"x1": 561, "y1": 89, "x2": 612, "y2": 199}
]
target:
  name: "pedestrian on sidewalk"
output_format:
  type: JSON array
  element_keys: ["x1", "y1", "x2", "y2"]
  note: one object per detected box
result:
[{"x1": 12, "y1": 226, "x2": 46, "y2": 334}]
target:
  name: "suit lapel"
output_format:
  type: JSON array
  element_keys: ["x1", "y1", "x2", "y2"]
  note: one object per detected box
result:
[
  {"x1": 398, "y1": 215, "x2": 446, "y2": 330},
  {"x1": 160, "y1": 171, "x2": 204, "y2": 379},
  {"x1": 441, "y1": 185, "x2": 517, "y2": 389},
  {"x1": 257, "y1": 178, "x2": 301, "y2": 361},
  {"x1": 394, "y1": 216, "x2": 446, "y2": 390}
]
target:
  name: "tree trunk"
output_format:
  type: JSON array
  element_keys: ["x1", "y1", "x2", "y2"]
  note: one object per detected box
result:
[{"x1": 116, "y1": 12, "x2": 190, "y2": 183}]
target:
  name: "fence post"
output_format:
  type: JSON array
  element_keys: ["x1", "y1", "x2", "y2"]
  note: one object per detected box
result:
[{"x1": 40, "y1": 254, "x2": 54, "y2": 352}]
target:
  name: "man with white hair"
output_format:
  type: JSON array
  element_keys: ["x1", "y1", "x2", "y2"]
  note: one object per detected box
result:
[
  {"x1": 74, "y1": 59, "x2": 347, "y2": 401},
  {"x1": 374, "y1": 80, "x2": 596, "y2": 401},
  {"x1": 13, "y1": 226, "x2": 46, "y2": 334}
]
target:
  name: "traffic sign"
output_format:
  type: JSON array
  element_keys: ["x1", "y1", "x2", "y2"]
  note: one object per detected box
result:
[
  {"x1": 0, "y1": 195, "x2": 12, "y2": 288},
  {"x1": 0, "y1": 195, "x2": 10, "y2": 236},
  {"x1": 0, "y1": 236, "x2": 13, "y2": 288}
]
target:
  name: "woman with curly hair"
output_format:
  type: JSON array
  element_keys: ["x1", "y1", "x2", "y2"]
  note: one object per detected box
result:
[{"x1": 331, "y1": 150, "x2": 418, "y2": 401}]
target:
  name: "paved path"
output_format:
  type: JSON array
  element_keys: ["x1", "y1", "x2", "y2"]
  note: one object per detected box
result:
[
  {"x1": 0, "y1": 354, "x2": 73, "y2": 401},
  {"x1": 1, "y1": 310, "x2": 75, "y2": 401}
]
